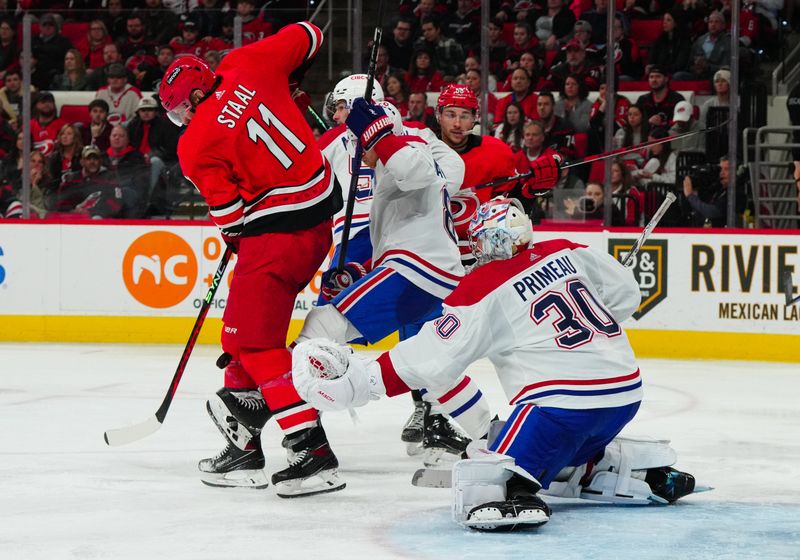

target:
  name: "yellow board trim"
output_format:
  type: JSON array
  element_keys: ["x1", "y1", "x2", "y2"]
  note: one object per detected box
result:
[{"x1": 1, "y1": 316, "x2": 798, "y2": 362}]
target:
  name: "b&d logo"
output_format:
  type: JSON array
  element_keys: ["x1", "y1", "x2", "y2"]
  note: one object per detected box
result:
[
  {"x1": 609, "y1": 238, "x2": 668, "y2": 319},
  {"x1": 0, "y1": 245, "x2": 5, "y2": 285},
  {"x1": 122, "y1": 232, "x2": 198, "y2": 308}
]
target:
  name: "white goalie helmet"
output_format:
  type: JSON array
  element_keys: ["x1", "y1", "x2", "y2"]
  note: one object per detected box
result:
[
  {"x1": 328, "y1": 73, "x2": 385, "y2": 114},
  {"x1": 467, "y1": 197, "x2": 533, "y2": 265}
]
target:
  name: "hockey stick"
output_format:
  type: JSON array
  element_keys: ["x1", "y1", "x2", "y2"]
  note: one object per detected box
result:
[
  {"x1": 104, "y1": 245, "x2": 234, "y2": 446},
  {"x1": 783, "y1": 270, "x2": 800, "y2": 306},
  {"x1": 471, "y1": 121, "x2": 731, "y2": 193},
  {"x1": 622, "y1": 192, "x2": 677, "y2": 267},
  {"x1": 335, "y1": 1, "x2": 385, "y2": 272}
]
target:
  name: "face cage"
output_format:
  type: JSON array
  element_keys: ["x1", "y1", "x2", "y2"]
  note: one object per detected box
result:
[{"x1": 469, "y1": 227, "x2": 517, "y2": 265}]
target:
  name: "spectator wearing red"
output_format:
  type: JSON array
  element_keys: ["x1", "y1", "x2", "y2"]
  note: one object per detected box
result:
[
  {"x1": 237, "y1": 0, "x2": 273, "y2": 44},
  {"x1": 384, "y1": 72, "x2": 410, "y2": 116},
  {"x1": 635, "y1": 65, "x2": 685, "y2": 129},
  {"x1": 405, "y1": 46, "x2": 445, "y2": 93},
  {"x1": 47, "y1": 123, "x2": 83, "y2": 186},
  {"x1": 494, "y1": 68, "x2": 539, "y2": 125},
  {"x1": 107, "y1": 124, "x2": 145, "y2": 174},
  {"x1": 127, "y1": 96, "x2": 180, "y2": 197},
  {"x1": 81, "y1": 98, "x2": 112, "y2": 152},
  {"x1": 460, "y1": 56, "x2": 497, "y2": 92},
  {"x1": 647, "y1": 10, "x2": 691, "y2": 77},
  {"x1": 33, "y1": 14, "x2": 74, "y2": 87},
  {"x1": 56, "y1": 144, "x2": 125, "y2": 218},
  {"x1": 51, "y1": 49, "x2": 89, "y2": 91},
  {"x1": 169, "y1": 18, "x2": 209, "y2": 57},
  {"x1": 544, "y1": 39, "x2": 602, "y2": 92},
  {"x1": 0, "y1": 18, "x2": 19, "y2": 81},
  {"x1": 498, "y1": 51, "x2": 541, "y2": 91},
  {"x1": 117, "y1": 13, "x2": 155, "y2": 60},
  {"x1": 31, "y1": 91, "x2": 67, "y2": 156},
  {"x1": 404, "y1": 91, "x2": 439, "y2": 133},
  {"x1": 382, "y1": 17, "x2": 415, "y2": 71},
  {"x1": 506, "y1": 22, "x2": 539, "y2": 63},
  {"x1": 77, "y1": 20, "x2": 113, "y2": 71},
  {"x1": 143, "y1": 0, "x2": 180, "y2": 46},
  {"x1": 513, "y1": 120, "x2": 562, "y2": 192},
  {"x1": 95, "y1": 63, "x2": 143, "y2": 124},
  {"x1": 589, "y1": 81, "x2": 630, "y2": 155}
]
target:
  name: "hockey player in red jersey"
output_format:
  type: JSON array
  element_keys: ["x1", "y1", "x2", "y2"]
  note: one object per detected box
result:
[
  {"x1": 158, "y1": 21, "x2": 345, "y2": 498},
  {"x1": 291, "y1": 197, "x2": 698, "y2": 531}
]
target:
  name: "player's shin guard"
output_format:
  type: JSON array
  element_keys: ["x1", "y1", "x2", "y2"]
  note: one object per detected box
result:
[{"x1": 198, "y1": 387, "x2": 272, "y2": 489}]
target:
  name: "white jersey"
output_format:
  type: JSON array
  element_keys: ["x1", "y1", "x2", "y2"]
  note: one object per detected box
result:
[
  {"x1": 318, "y1": 123, "x2": 375, "y2": 246},
  {"x1": 318, "y1": 123, "x2": 464, "y2": 248},
  {"x1": 369, "y1": 133, "x2": 465, "y2": 299},
  {"x1": 384, "y1": 240, "x2": 643, "y2": 409}
]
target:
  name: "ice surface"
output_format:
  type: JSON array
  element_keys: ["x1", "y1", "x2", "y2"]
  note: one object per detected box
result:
[{"x1": 1, "y1": 343, "x2": 799, "y2": 560}]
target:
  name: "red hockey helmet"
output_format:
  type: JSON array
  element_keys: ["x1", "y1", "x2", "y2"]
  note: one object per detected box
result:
[
  {"x1": 436, "y1": 84, "x2": 479, "y2": 115},
  {"x1": 158, "y1": 55, "x2": 216, "y2": 126}
]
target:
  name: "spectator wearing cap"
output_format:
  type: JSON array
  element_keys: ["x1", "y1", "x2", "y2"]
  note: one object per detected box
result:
[
  {"x1": 532, "y1": 0, "x2": 576, "y2": 51},
  {"x1": 415, "y1": 16, "x2": 464, "y2": 79},
  {"x1": 237, "y1": 0, "x2": 274, "y2": 44},
  {"x1": 87, "y1": 43, "x2": 137, "y2": 90},
  {"x1": 674, "y1": 10, "x2": 731, "y2": 81},
  {"x1": 56, "y1": 144, "x2": 125, "y2": 218},
  {"x1": 544, "y1": 38, "x2": 602, "y2": 92},
  {"x1": 140, "y1": 45, "x2": 175, "y2": 91},
  {"x1": 548, "y1": 20, "x2": 601, "y2": 69},
  {"x1": 51, "y1": 49, "x2": 89, "y2": 91},
  {"x1": 0, "y1": 69, "x2": 37, "y2": 129},
  {"x1": 635, "y1": 65, "x2": 685, "y2": 129},
  {"x1": 95, "y1": 63, "x2": 143, "y2": 124},
  {"x1": 31, "y1": 92, "x2": 68, "y2": 156},
  {"x1": 127, "y1": 96, "x2": 180, "y2": 197},
  {"x1": 647, "y1": 10, "x2": 691, "y2": 77},
  {"x1": 143, "y1": 0, "x2": 180, "y2": 46},
  {"x1": 0, "y1": 18, "x2": 19, "y2": 82},
  {"x1": 668, "y1": 100, "x2": 703, "y2": 152},
  {"x1": 169, "y1": 17, "x2": 210, "y2": 57},
  {"x1": 699, "y1": 68, "x2": 731, "y2": 126},
  {"x1": 33, "y1": 14, "x2": 74, "y2": 87},
  {"x1": 77, "y1": 20, "x2": 113, "y2": 71},
  {"x1": 117, "y1": 14, "x2": 155, "y2": 60},
  {"x1": 82, "y1": 98, "x2": 112, "y2": 152}
]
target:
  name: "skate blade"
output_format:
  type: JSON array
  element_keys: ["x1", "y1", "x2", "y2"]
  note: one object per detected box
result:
[
  {"x1": 405, "y1": 441, "x2": 424, "y2": 456},
  {"x1": 422, "y1": 447, "x2": 462, "y2": 468},
  {"x1": 200, "y1": 469, "x2": 269, "y2": 489},
  {"x1": 465, "y1": 509, "x2": 549, "y2": 531},
  {"x1": 411, "y1": 468, "x2": 452, "y2": 488},
  {"x1": 274, "y1": 468, "x2": 346, "y2": 499}
]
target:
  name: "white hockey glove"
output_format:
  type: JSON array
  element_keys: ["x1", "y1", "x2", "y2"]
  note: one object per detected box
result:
[{"x1": 292, "y1": 339, "x2": 385, "y2": 412}]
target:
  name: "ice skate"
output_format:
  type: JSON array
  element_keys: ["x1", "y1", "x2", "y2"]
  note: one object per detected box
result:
[
  {"x1": 198, "y1": 388, "x2": 271, "y2": 489},
  {"x1": 271, "y1": 425, "x2": 345, "y2": 498},
  {"x1": 401, "y1": 399, "x2": 426, "y2": 456},
  {"x1": 422, "y1": 408, "x2": 471, "y2": 467}
]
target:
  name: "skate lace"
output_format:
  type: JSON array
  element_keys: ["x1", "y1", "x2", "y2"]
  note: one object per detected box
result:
[
  {"x1": 288, "y1": 449, "x2": 308, "y2": 466},
  {"x1": 233, "y1": 390, "x2": 265, "y2": 411},
  {"x1": 212, "y1": 442, "x2": 233, "y2": 461},
  {"x1": 405, "y1": 404, "x2": 425, "y2": 430}
]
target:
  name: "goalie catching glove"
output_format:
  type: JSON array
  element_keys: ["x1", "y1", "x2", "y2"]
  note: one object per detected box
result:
[
  {"x1": 320, "y1": 261, "x2": 368, "y2": 300},
  {"x1": 292, "y1": 339, "x2": 385, "y2": 411},
  {"x1": 345, "y1": 97, "x2": 394, "y2": 151},
  {"x1": 522, "y1": 151, "x2": 562, "y2": 197}
]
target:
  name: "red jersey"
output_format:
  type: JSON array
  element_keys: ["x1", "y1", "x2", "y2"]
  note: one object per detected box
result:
[
  {"x1": 31, "y1": 118, "x2": 67, "y2": 156},
  {"x1": 169, "y1": 37, "x2": 210, "y2": 58},
  {"x1": 459, "y1": 134, "x2": 519, "y2": 202},
  {"x1": 494, "y1": 92, "x2": 539, "y2": 124},
  {"x1": 179, "y1": 21, "x2": 339, "y2": 236}
]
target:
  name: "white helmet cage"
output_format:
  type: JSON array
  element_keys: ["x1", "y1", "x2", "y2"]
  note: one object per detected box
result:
[
  {"x1": 468, "y1": 198, "x2": 533, "y2": 264},
  {"x1": 327, "y1": 73, "x2": 385, "y2": 115}
]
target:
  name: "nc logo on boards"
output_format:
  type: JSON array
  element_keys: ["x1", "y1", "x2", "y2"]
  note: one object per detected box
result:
[{"x1": 122, "y1": 232, "x2": 198, "y2": 308}]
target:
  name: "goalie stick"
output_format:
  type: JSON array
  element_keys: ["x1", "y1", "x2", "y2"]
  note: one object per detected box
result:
[
  {"x1": 104, "y1": 245, "x2": 234, "y2": 446},
  {"x1": 471, "y1": 121, "x2": 731, "y2": 193},
  {"x1": 622, "y1": 192, "x2": 676, "y2": 267},
  {"x1": 335, "y1": 0, "x2": 385, "y2": 272}
]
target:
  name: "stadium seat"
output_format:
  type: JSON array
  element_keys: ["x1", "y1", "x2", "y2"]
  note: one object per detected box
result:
[
  {"x1": 588, "y1": 160, "x2": 605, "y2": 183},
  {"x1": 59, "y1": 104, "x2": 90, "y2": 127},
  {"x1": 62, "y1": 22, "x2": 89, "y2": 46},
  {"x1": 630, "y1": 19, "x2": 663, "y2": 45}
]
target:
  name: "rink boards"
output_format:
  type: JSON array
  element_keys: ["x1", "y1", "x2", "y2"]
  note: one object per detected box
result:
[{"x1": 1, "y1": 221, "x2": 798, "y2": 361}]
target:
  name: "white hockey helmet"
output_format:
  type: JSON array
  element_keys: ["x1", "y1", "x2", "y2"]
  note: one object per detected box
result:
[
  {"x1": 375, "y1": 100, "x2": 404, "y2": 134},
  {"x1": 467, "y1": 197, "x2": 533, "y2": 264},
  {"x1": 329, "y1": 73, "x2": 385, "y2": 112}
]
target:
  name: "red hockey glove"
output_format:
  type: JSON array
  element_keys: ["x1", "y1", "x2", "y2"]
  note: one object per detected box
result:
[
  {"x1": 345, "y1": 98, "x2": 394, "y2": 151},
  {"x1": 291, "y1": 88, "x2": 312, "y2": 114},
  {"x1": 522, "y1": 152, "x2": 562, "y2": 197},
  {"x1": 221, "y1": 231, "x2": 240, "y2": 254},
  {"x1": 320, "y1": 262, "x2": 368, "y2": 301}
]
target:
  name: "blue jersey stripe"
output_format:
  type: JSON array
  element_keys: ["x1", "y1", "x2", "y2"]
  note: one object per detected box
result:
[
  {"x1": 384, "y1": 257, "x2": 459, "y2": 291},
  {"x1": 449, "y1": 390, "x2": 483, "y2": 418},
  {"x1": 516, "y1": 380, "x2": 643, "y2": 403}
]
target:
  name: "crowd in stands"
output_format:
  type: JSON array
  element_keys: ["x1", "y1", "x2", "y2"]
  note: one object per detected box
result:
[{"x1": 0, "y1": 0, "x2": 792, "y2": 227}]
